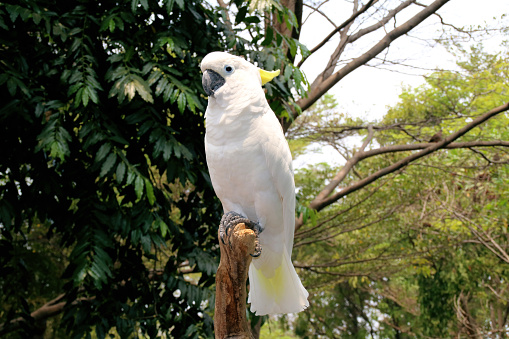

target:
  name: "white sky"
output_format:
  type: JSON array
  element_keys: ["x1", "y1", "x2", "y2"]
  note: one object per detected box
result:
[
  {"x1": 298, "y1": 0, "x2": 508, "y2": 120},
  {"x1": 293, "y1": 0, "x2": 508, "y2": 168}
]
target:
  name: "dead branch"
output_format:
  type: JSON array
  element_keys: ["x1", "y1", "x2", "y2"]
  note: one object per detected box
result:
[{"x1": 214, "y1": 222, "x2": 256, "y2": 339}]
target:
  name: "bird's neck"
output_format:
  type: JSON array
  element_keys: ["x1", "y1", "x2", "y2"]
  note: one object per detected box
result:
[{"x1": 205, "y1": 96, "x2": 268, "y2": 144}]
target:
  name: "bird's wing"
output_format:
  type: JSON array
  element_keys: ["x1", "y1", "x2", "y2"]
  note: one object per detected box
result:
[{"x1": 262, "y1": 111, "x2": 296, "y2": 258}]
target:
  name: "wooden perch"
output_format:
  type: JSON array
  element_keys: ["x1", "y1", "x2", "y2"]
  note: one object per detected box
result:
[{"x1": 214, "y1": 222, "x2": 256, "y2": 339}]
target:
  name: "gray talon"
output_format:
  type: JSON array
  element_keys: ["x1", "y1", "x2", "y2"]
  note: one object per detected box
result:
[{"x1": 219, "y1": 211, "x2": 263, "y2": 257}]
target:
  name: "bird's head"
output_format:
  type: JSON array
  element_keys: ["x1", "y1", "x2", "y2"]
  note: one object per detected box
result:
[{"x1": 200, "y1": 52, "x2": 280, "y2": 98}]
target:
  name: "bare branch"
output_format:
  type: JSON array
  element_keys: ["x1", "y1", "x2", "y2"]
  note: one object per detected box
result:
[
  {"x1": 308, "y1": 102, "x2": 509, "y2": 212},
  {"x1": 347, "y1": 0, "x2": 416, "y2": 46},
  {"x1": 363, "y1": 140, "x2": 509, "y2": 158},
  {"x1": 309, "y1": 125, "x2": 374, "y2": 210},
  {"x1": 297, "y1": 0, "x2": 451, "y2": 113},
  {"x1": 297, "y1": 0, "x2": 378, "y2": 68},
  {"x1": 295, "y1": 204, "x2": 397, "y2": 247},
  {"x1": 452, "y1": 211, "x2": 509, "y2": 264},
  {"x1": 303, "y1": 2, "x2": 337, "y2": 29}
]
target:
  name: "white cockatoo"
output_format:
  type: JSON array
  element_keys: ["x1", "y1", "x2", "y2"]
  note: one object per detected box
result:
[{"x1": 200, "y1": 51, "x2": 309, "y2": 315}]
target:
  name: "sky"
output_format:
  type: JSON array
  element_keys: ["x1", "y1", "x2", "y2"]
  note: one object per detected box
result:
[
  {"x1": 298, "y1": 0, "x2": 508, "y2": 120},
  {"x1": 292, "y1": 0, "x2": 508, "y2": 168}
]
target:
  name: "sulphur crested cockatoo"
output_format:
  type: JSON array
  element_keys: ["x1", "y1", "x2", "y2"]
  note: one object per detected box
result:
[{"x1": 200, "y1": 52, "x2": 309, "y2": 315}]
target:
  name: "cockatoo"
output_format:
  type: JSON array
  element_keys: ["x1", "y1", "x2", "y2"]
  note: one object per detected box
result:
[{"x1": 200, "y1": 52, "x2": 309, "y2": 315}]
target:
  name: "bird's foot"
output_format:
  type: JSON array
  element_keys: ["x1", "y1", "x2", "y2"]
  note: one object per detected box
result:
[{"x1": 220, "y1": 211, "x2": 262, "y2": 257}]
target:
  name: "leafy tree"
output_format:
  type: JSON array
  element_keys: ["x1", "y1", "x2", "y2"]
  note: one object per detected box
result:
[
  {"x1": 291, "y1": 45, "x2": 509, "y2": 337},
  {"x1": 0, "y1": 0, "x2": 227, "y2": 337},
  {"x1": 0, "y1": 0, "x2": 309, "y2": 337}
]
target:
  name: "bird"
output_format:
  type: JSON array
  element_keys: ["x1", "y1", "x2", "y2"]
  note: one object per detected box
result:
[
  {"x1": 428, "y1": 130, "x2": 443, "y2": 143},
  {"x1": 200, "y1": 51, "x2": 309, "y2": 315}
]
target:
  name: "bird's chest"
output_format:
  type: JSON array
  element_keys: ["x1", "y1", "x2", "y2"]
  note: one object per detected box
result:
[
  {"x1": 205, "y1": 117, "x2": 277, "y2": 202},
  {"x1": 205, "y1": 132, "x2": 268, "y2": 187}
]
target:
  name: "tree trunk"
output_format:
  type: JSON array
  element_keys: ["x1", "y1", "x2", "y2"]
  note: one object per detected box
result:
[{"x1": 214, "y1": 222, "x2": 256, "y2": 339}]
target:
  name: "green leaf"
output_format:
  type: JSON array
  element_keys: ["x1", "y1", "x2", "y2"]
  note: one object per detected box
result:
[
  {"x1": 6, "y1": 4, "x2": 21, "y2": 23},
  {"x1": 75, "y1": 86, "x2": 85, "y2": 106},
  {"x1": 131, "y1": 0, "x2": 139, "y2": 12},
  {"x1": 7, "y1": 77, "x2": 17, "y2": 96},
  {"x1": 144, "y1": 178, "x2": 155, "y2": 205},
  {"x1": 261, "y1": 26, "x2": 274, "y2": 46},
  {"x1": 82, "y1": 86, "x2": 90, "y2": 106},
  {"x1": 116, "y1": 162, "x2": 126, "y2": 184},
  {"x1": 140, "y1": 234, "x2": 151, "y2": 253},
  {"x1": 100, "y1": 153, "x2": 117, "y2": 177},
  {"x1": 175, "y1": 0, "x2": 185, "y2": 10},
  {"x1": 134, "y1": 175, "x2": 144, "y2": 200},
  {"x1": 129, "y1": 74, "x2": 154, "y2": 103},
  {"x1": 244, "y1": 16, "x2": 260, "y2": 24},
  {"x1": 126, "y1": 170, "x2": 136, "y2": 185},
  {"x1": 115, "y1": 16, "x2": 124, "y2": 31},
  {"x1": 87, "y1": 85, "x2": 99, "y2": 104},
  {"x1": 158, "y1": 219, "x2": 169, "y2": 237},
  {"x1": 276, "y1": 32, "x2": 283, "y2": 46},
  {"x1": 95, "y1": 143, "x2": 112, "y2": 163},
  {"x1": 155, "y1": 76, "x2": 169, "y2": 96},
  {"x1": 0, "y1": 16, "x2": 7, "y2": 30},
  {"x1": 287, "y1": 38, "x2": 297, "y2": 57},
  {"x1": 163, "y1": 139, "x2": 173, "y2": 161},
  {"x1": 109, "y1": 17, "x2": 116, "y2": 32},
  {"x1": 170, "y1": 89, "x2": 179, "y2": 104},
  {"x1": 236, "y1": 6, "x2": 248, "y2": 25},
  {"x1": 166, "y1": 0, "x2": 175, "y2": 13},
  {"x1": 177, "y1": 92, "x2": 186, "y2": 113}
]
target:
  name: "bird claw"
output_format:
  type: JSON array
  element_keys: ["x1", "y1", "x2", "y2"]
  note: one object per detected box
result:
[
  {"x1": 220, "y1": 211, "x2": 262, "y2": 257},
  {"x1": 250, "y1": 244, "x2": 262, "y2": 258}
]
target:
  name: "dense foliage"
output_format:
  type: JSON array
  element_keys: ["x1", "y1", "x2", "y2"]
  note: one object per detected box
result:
[
  {"x1": 0, "y1": 1, "x2": 222, "y2": 337},
  {"x1": 0, "y1": 0, "x2": 307, "y2": 337}
]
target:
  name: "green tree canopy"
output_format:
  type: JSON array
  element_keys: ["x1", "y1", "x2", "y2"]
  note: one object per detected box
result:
[
  {"x1": 0, "y1": 0, "x2": 226, "y2": 337},
  {"x1": 0, "y1": 0, "x2": 306, "y2": 337},
  {"x1": 291, "y1": 45, "x2": 509, "y2": 338}
]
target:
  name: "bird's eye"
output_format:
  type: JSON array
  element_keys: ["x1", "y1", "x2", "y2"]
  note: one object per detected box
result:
[{"x1": 224, "y1": 65, "x2": 234, "y2": 74}]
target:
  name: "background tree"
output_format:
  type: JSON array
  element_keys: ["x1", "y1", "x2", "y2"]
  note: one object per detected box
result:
[
  {"x1": 0, "y1": 0, "x2": 223, "y2": 337},
  {"x1": 290, "y1": 45, "x2": 509, "y2": 337},
  {"x1": 0, "y1": 0, "x2": 307, "y2": 337}
]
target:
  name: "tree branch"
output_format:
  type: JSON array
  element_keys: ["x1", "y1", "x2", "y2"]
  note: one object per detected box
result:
[
  {"x1": 297, "y1": 0, "x2": 378, "y2": 68},
  {"x1": 303, "y1": 2, "x2": 337, "y2": 29},
  {"x1": 348, "y1": 0, "x2": 416, "y2": 45},
  {"x1": 214, "y1": 219, "x2": 256, "y2": 339},
  {"x1": 452, "y1": 210, "x2": 509, "y2": 264},
  {"x1": 0, "y1": 294, "x2": 94, "y2": 336},
  {"x1": 309, "y1": 125, "x2": 374, "y2": 210},
  {"x1": 307, "y1": 102, "x2": 509, "y2": 212},
  {"x1": 297, "y1": 0, "x2": 451, "y2": 112}
]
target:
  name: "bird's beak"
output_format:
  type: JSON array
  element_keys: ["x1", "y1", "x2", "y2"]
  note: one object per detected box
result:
[
  {"x1": 259, "y1": 69, "x2": 280, "y2": 85},
  {"x1": 202, "y1": 69, "x2": 225, "y2": 97}
]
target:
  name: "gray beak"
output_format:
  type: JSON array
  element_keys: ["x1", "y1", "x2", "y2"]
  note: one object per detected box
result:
[{"x1": 202, "y1": 69, "x2": 225, "y2": 97}]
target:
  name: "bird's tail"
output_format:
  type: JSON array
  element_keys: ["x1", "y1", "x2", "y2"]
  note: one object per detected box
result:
[{"x1": 248, "y1": 249, "x2": 309, "y2": 315}]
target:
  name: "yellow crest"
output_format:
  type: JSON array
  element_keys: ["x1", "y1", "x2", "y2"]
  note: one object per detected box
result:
[{"x1": 259, "y1": 69, "x2": 280, "y2": 85}]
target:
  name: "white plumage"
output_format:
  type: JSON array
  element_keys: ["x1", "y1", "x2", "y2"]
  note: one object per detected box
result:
[{"x1": 200, "y1": 52, "x2": 309, "y2": 315}]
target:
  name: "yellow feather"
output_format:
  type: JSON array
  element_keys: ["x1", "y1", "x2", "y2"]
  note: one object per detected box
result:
[{"x1": 259, "y1": 69, "x2": 280, "y2": 85}]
